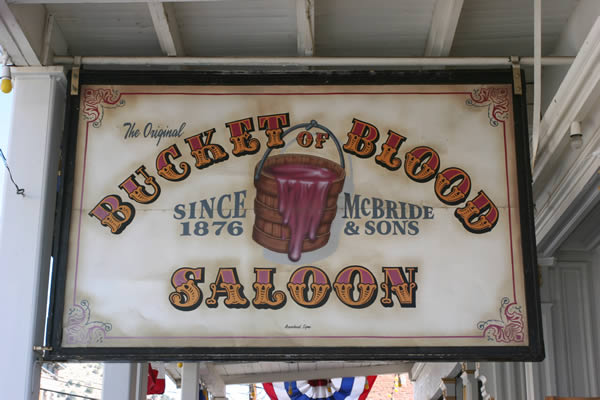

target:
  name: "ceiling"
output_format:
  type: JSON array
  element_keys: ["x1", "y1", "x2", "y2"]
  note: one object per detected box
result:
[
  {"x1": 164, "y1": 361, "x2": 414, "y2": 389},
  {"x1": 0, "y1": 0, "x2": 582, "y2": 66}
]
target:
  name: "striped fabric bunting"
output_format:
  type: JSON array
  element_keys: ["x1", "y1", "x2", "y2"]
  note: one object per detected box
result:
[{"x1": 263, "y1": 376, "x2": 376, "y2": 400}]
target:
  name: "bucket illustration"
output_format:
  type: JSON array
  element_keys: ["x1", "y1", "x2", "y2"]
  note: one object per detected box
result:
[{"x1": 253, "y1": 120, "x2": 346, "y2": 262}]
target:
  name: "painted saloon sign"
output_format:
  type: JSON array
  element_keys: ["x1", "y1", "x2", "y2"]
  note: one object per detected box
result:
[{"x1": 50, "y1": 72, "x2": 542, "y2": 360}]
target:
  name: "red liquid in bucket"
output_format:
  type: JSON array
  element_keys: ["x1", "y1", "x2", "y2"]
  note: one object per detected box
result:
[{"x1": 265, "y1": 163, "x2": 338, "y2": 262}]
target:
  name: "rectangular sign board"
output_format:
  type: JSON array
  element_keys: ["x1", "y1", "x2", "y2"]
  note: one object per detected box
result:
[{"x1": 49, "y1": 71, "x2": 543, "y2": 361}]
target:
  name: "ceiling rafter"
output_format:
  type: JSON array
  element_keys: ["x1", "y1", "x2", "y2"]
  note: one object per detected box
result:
[
  {"x1": 8, "y1": 0, "x2": 222, "y2": 3},
  {"x1": 41, "y1": 13, "x2": 69, "y2": 65},
  {"x1": 222, "y1": 362, "x2": 413, "y2": 385},
  {"x1": 534, "y1": 17, "x2": 600, "y2": 182},
  {"x1": 0, "y1": 0, "x2": 40, "y2": 65},
  {"x1": 0, "y1": 13, "x2": 26, "y2": 64},
  {"x1": 296, "y1": 0, "x2": 314, "y2": 56},
  {"x1": 533, "y1": 17, "x2": 600, "y2": 256},
  {"x1": 199, "y1": 362, "x2": 226, "y2": 398},
  {"x1": 148, "y1": 1, "x2": 184, "y2": 57},
  {"x1": 424, "y1": 0, "x2": 464, "y2": 57}
]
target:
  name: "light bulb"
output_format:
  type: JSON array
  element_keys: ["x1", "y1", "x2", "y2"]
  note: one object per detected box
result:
[
  {"x1": 0, "y1": 78, "x2": 11, "y2": 93},
  {"x1": 570, "y1": 134, "x2": 583, "y2": 149},
  {"x1": 570, "y1": 121, "x2": 583, "y2": 150}
]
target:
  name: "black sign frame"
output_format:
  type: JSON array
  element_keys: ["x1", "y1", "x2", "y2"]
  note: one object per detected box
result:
[{"x1": 46, "y1": 69, "x2": 543, "y2": 362}]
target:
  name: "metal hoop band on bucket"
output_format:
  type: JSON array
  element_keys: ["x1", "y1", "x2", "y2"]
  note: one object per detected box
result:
[{"x1": 254, "y1": 120, "x2": 346, "y2": 181}]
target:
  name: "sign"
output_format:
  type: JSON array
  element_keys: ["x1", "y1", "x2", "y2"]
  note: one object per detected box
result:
[{"x1": 49, "y1": 71, "x2": 542, "y2": 360}]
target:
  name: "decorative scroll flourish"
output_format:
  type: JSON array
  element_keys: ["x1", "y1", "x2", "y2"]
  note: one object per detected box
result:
[
  {"x1": 466, "y1": 87, "x2": 510, "y2": 127},
  {"x1": 64, "y1": 300, "x2": 112, "y2": 345},
  {"x1": 82, "y1": 88, "x2": 125, "y2": 128},
  {"x1": 477, "y1": 297, "x2": 524, "y2": 343}
]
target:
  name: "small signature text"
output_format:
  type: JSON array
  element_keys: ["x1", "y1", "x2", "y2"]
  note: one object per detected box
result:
[{"x1": 284, "y1": 323, "x2": 312, "y2": 329}]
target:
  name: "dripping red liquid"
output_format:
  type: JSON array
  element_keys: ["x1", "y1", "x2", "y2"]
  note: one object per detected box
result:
[{"x1": 265, "y1": 163, "x2": 338, "y2": 262}]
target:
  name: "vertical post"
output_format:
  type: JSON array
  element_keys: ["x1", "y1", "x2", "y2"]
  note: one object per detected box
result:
[
  {"x1": 541, "y1": 302, "x2": 558, "y2": 395},
  {"x1": 181, "y1": 362, "x2": 200, "y2": 400},
  {"x1": 459, "y1": 363, "x2": 478, "y2": 400},
  {"x1": 0, "y1": 66, "x2": 65, "y2": 400},
  {"x1": 199, "y1": 362, "x2": 228, "y2": 400},
  {"x1": 460, "y1": 370, "x2": 470, "y2": 400},
  {"x1": 135, "y1": 363, "x2": 149, "y2": 400},
  {"x1": 102, "y1": 363, "x2": 141, "y2": 400},
  {"x1": 524, "y1": 362, "x2": 537, "y2": 400}
]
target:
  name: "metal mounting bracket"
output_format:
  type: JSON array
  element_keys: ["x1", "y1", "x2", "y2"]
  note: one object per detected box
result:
[
  {"x1": 33, "y1": 346, "x2": 53, "y2": 352},
  {"x1": 70, "y1": 56, "x2": 81, "y2": 96},
  {"x1": 511, "y1": 56, "x2": 522, "y2": 95}
]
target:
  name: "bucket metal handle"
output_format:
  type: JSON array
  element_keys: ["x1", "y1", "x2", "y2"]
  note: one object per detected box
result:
[{"x1": 254, "y1": 120, "x2": 345, "y2": 181}]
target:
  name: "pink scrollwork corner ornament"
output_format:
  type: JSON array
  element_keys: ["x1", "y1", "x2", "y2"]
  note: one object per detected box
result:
[
  {"x1": 64, "y1": 300, "x2": 112, "y2": 345},
  {"x1": 466, "y1": 87, "x2": 510, "y2": 127},
  {"x1": 478, "y1": 297, "x2": 525, "y2": 343},
  {"x1": 82, "y1": 88, "x2": 125, "y2": 128}
]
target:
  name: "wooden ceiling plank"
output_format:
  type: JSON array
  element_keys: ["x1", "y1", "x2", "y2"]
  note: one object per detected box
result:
[
  {"x1": 296, "y1": 0, "x2": 314, "y2": 56},
  {"x1": 148, "y1": 1, "x2": 184, "y2": 56},
  {"x1": 424, "y1": 0, "x2": 464, "y2": 56}
]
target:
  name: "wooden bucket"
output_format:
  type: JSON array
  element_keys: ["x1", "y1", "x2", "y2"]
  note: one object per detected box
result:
[{"x1": 252, "y1": 121, "x2": 346, "y2": 257}]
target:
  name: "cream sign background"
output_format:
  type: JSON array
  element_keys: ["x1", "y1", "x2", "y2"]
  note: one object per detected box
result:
[{"x1": 59, "y1": 80, "x2": 536, "y2": 355}]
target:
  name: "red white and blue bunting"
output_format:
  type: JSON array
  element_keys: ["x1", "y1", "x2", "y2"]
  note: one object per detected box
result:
[{"x1": 263, "y1": 377, "x2": 376, "y2": 400}]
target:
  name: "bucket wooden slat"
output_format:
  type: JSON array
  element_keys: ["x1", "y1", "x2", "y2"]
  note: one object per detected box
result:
[
  {"x1": 273, "y1": 222, "x2": 281, "y2": 238},
  {"x1": 254, "y1": 199, "x2": 338, "y2": 226},
  {"x1": 264, "y1": 221, "x2": 273, "y2": 236},
  {"x1": 253, "y1": 153, "x2": 345, "y2": 256},
  {"x1": 257, "y1": 191, "x2": 339, "y2": 209},
  {"x1": 256, "y1": 218, "x2": 264, "y2": 232},
  {"x1": 254, "y1": 203, "x2": 332, "y2": 238},
  {"x1": 253, "y1": 226, "x2": 331, "y2": 254}
]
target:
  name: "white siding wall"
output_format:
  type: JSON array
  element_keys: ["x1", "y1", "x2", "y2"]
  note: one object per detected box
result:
[{"x1": 460, "y1": 253, "x2": 599, "y2": 400}]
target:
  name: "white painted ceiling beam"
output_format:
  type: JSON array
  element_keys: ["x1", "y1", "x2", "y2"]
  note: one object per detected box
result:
[
  {"x1": 0, "y1": 11, "x2": 27, "y2": 65},
  {"x1": 533, "y1": 17, "x2": 600, "y2": 256},
  {"x1": 296, "y1": 0, "x2": 314, "y2": 56},
  {"x1": 424, "y1": 0, "x2": 464, "y2": 56},
  {"x1": 534, "y1": 17, "x2": 600, "y2": 182},
  {"x1": 51, "y1": 55, "x2": 574, "y2": 67},
  {"x1": 148, "y1": 1, "x2": 184, "y2": 57},
  {"x1": 41, "y1": 13, "x2": 69, "y2": 65},
  {"x1": 0, "y1": 0, "x2": 40, "y2": 65},
  {"x1": 8, "y1": 0, "x2": 223, "y2": 3},
  {"x1": 199, "y1": 362, "x2": 226, "y2": 398},
  {"x1": 535, "y1": 164, "x2": 600, "y2": 257},
  {"x1": 222, "y1": 362, "x2": 413, "y2": 384}
]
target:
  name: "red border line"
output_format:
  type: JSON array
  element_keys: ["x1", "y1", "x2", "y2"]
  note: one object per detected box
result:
[
  {"x1": 104, "y1": 335, "x2": 484, "y2": 340},
  {"x1": 73, "y1": 120, "x2": 91, "y2": 306},
  {"x1": 502, "y1": 120, "x2": 517, "y2": 302},
  {"x1": 120, "y1": 91, "x2": 472, "y2": 96}
]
